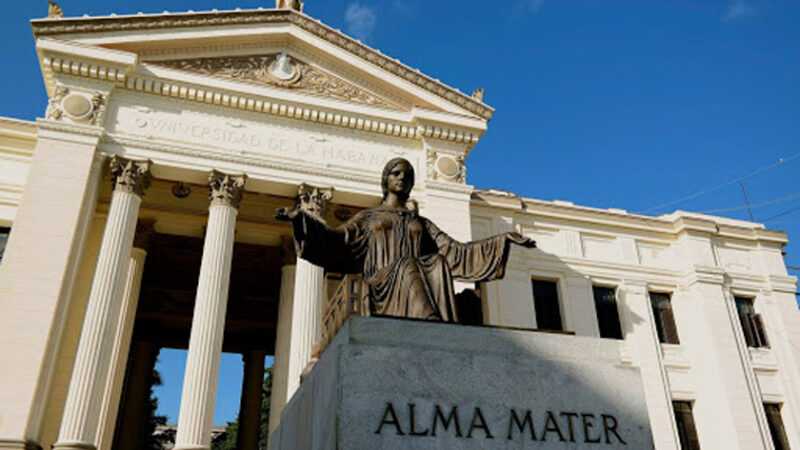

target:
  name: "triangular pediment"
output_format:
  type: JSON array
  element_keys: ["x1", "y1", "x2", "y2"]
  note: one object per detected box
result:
[
  {"x1": 152, "y1": 52, "x2": 403, "y2": 111},
  {"x1": 31, "y1": 8, "x2": 493, "y2": 122}
]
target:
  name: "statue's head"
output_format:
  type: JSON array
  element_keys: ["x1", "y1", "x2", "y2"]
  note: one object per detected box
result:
[{"x1": 381, "y1": 157, "x2": 415, "y2": 200}]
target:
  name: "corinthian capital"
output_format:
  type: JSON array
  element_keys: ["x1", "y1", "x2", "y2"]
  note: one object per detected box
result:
[
  {"x1": 110, "y1": 156, "x2": 151, "y2": 196},
  {"x1": 297, "y1": 183, "x2": 334, "y2": 222},
  {"x1": 209, "y1": 170, "x2": 247, "y2": 208}
]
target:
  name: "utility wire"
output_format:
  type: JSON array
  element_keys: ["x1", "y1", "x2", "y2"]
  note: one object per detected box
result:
[
  {"x1": 639, "y1": 151, "x2": 800, "y2": 214},
  {"x1": 697, "y1": 191, "x2": 800, "y2": 214},
  {"x1": 762, "y1": 205, "x2": 800, "y2": 223}
]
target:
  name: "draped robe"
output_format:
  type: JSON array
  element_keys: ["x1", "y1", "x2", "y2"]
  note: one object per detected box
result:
[{"x1": 290, "y1": 207, "x2": 522, "y2": 322}]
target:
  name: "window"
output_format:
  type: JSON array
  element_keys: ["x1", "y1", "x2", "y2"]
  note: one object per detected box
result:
[
  {"x1": 593, "y1": 286, "x2": 623, "y2": 339},
  {"x1": 532, "y1": 279, "x2": 563, "y2": 331},
  {"x1": 764, "y1": 403, "x2": 791, "y2": 450},
  {"x1": 673, "y1": 401, "x2": 701, "y2": 450},
  {"x1": 650, "y1": 292, "x2": 680, "y2": 344},
  {"x1": 734, "y1": 296, "x2": 769, "y2": 348},
  {"x1": 0, "y1": 227, "x2": 9, "y2": 264}
]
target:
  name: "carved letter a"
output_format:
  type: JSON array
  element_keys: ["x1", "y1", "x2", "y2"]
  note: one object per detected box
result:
[{"x1": 375, "y1": 402, "x2": 405, "y2": 435}]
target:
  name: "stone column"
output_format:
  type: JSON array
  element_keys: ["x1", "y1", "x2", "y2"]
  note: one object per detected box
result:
[
  {"x1": 286, "y1": 259, "x2": 326, "y2": 393},
  {"x1": 96, "y1": 221, "x2": 155, "y2": 449},
  {"x1": 54, "y1": 156, "x2": 151, "y2": 450},
  {"x1": 114, "y1": 340, "x2": 159, "y2": 450},
  {"x1": 285, "y1": 184, "x2": 332, "y2": 398},
  {"x1": 268, "y1": 254, "x2": 296, "y2": 440},
  {"x1": 237, "y1": 350, "x2": 266, "y2": 450},
  {"x1": 174, "y1": 170, "x2": 246, "y2": 450}
]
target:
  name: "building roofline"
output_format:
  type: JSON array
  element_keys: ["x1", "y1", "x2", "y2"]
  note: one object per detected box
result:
[
  {"x1": 31, "y1": 8, "x2": 494, "y2": 120},
  {"x1": 472, "y1": 188, "x2": 788, "y2": 245}
]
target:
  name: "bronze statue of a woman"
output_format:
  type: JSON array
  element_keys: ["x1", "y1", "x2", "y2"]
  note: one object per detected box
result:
[{"x1": 276, "y1": 157, "x2": 535, "y2": 322}]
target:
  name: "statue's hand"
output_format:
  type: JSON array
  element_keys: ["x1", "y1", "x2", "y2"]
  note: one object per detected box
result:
[
  {"x1": 275, "y1": 206, "x2": 300, "y2": 221},
  {"x1": 507, "y1": 231, "x2": 536, "y2": 249}
]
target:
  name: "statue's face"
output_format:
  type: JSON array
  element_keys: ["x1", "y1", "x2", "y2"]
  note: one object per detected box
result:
[{"x1": 385, "y1": 160, "x2": 414, "y2": 196}]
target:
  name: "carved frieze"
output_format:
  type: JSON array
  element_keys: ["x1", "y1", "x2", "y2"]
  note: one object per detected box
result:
[
  {"x1": 46, "y1": 84, "x2": 108, "y2": 126},
  {"x1": 155, "y1": 53, "x2": 401, "y2": 110},
  {"x1": 425, "y1": 149, "x2": 466, "y2": 184}
]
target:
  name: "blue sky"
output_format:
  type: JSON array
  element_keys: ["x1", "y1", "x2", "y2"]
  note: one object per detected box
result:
[{"x1": 2, "y1": 0, "x2": 799, "y2": 426}]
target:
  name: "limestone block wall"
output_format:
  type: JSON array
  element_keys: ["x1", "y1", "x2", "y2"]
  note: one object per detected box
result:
[{"x1": 471, "y1": 190, "x2": 800, "y2": 450}]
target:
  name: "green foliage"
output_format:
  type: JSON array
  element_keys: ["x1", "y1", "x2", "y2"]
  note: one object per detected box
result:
[
  {"x1": 145, "y1": 369, "x2": 175, "y2": 449},
  {"x1": 211, "y1": 366, "x2": 273, "y2": 450}
]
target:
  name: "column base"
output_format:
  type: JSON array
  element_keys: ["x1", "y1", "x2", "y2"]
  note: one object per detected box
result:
[
  {"x1": 0, "y1": 439, "x2": 42, "y2": 450},
  {"x1": 51, "y1": 441, "x2": 96, "y2": 450}
]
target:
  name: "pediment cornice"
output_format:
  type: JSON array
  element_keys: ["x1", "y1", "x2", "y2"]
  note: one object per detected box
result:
[
  {"x1": 31, "y1": 9, "x2": 494, "y2": 120},
  {"x1": 37, "y1": 37, "x2": 486, "y2": 153}
]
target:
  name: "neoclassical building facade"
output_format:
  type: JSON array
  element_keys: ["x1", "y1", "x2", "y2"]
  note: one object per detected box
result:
[{"x1": 0, "y1": 3, "x2": 798, "y2": 450}]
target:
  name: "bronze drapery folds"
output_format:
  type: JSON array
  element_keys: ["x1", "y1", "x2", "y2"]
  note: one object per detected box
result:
[{"x1": 276, "y1": 158, "x2": 535, "y2": 322}]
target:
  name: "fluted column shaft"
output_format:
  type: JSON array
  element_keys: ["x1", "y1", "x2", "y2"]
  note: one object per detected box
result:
[
  {"x1": 95, "y1": 246, "x2": 148, "y2": 449},
  {"x1": 268, "y1": 264, "x2": 296, "y2": 439},
  {"x1": 237, "y1": 350, "x2": 266, "y2": 450},
  {"x1": 286, "y1": 259, "x2": 325, "y2": 395},
  {"x1": 175, "y1": 171, "x2": 246, "y2": 450},
  {"x1": 55, "y1": 157, "x2": 150, "y2": 450}
]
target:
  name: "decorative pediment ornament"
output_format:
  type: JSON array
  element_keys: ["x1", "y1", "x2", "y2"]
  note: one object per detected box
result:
[{"x1": 155, "y1": 53, "x2": 402, "y2": 110}]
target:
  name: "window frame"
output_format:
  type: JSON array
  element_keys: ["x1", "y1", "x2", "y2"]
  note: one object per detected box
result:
[
  {"x1": 763, "y1": 403, "x2": 791, "y2": 450},
  {"x1": 531, "y1": 277, "x2": 565, "y2": 332},
  {"x1": 0, "y1": 226, "x2": 10, "y2": 265},
  {"x1": 592, "y1": 284, "x2": 624, "y2": 339},
  {"x1": 649, "y1": 291, "x2": 680, "y2": 345},
  {"x1": 733, "y1": 295, "x2": 769, "y2": 349},
  {"x1": 672, "y1": 400, "x2": 701, "y2": 450}
]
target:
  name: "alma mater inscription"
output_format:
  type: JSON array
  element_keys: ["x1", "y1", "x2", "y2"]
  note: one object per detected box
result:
[{"x1": 375, "y1": 402, "x2": 627, "y2": 445}]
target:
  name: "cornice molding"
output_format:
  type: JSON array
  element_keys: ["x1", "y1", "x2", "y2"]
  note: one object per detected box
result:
[
  {"x1": 31, "y1": 9, "x2": 494, "y2": 120},
  {"x1": 472, "y1": 189, "x2": 789, "y2": 246},
  {"x1": 118, "y1": 73, "x2": 481, "y2": 146}
]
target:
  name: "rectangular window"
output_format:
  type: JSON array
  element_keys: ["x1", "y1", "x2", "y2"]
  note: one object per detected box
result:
[
  {"x1": 532, "y1": 279, "x2": 563, "y2": 331},
  {"x1": 673, "y1": 401, "x2": 701, "y2": 450},
  {"x1": 764, "y1": 403, "x2": 791, "y2": 450},
  {"x1": 593, "y1": 286, "x2": 623, "y2": 339},
  {"x1": 0, "y1": 227, "x2": 9, "y2": 264},
  {"x1": 734, "y1": 296, "x2": 769, "y2": 348},
  {"x1": 650, "y1": 292, "x2": 680, "y2": 344}
]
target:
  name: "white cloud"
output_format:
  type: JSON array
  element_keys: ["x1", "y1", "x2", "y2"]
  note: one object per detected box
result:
[
  {"x1": 724, "y1": 0, "x2": 758, "y2": 22},
  {"x1": 345, "y1": 3, "x2": 377, "y2": 41}
]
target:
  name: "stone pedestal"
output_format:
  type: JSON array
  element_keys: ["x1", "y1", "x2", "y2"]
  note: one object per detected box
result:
[{"x1": 270, "y1": 317, "x2": 654, "y2": 450}]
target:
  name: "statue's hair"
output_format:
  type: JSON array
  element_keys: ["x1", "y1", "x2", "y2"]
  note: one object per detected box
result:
[{"x1": 381, "y1": 157, "x2": 415, "y2": 200}]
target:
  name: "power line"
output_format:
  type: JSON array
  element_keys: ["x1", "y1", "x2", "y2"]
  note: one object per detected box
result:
[
  {"x1": 639, "y1": 150, "x2": 800, "y2": 214},
  {"x1": 698, "y1": 191, "x2": 800, "y2": 214},
  {"x1": 762, "y1": 205, "x2": 800, "y2": 223}
]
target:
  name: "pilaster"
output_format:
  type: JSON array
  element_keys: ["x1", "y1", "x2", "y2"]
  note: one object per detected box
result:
[
  {"x1": 617, "y1": 281, "x2": 679, "y2": 450},
  {"x1": 0, "y1": 122, "x2": 103, "y2": 448}
]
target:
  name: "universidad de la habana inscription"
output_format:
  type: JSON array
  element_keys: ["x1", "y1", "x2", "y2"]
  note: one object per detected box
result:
[{"x1": 110, "y1": 98, "x2": 413, "y2": 172}]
